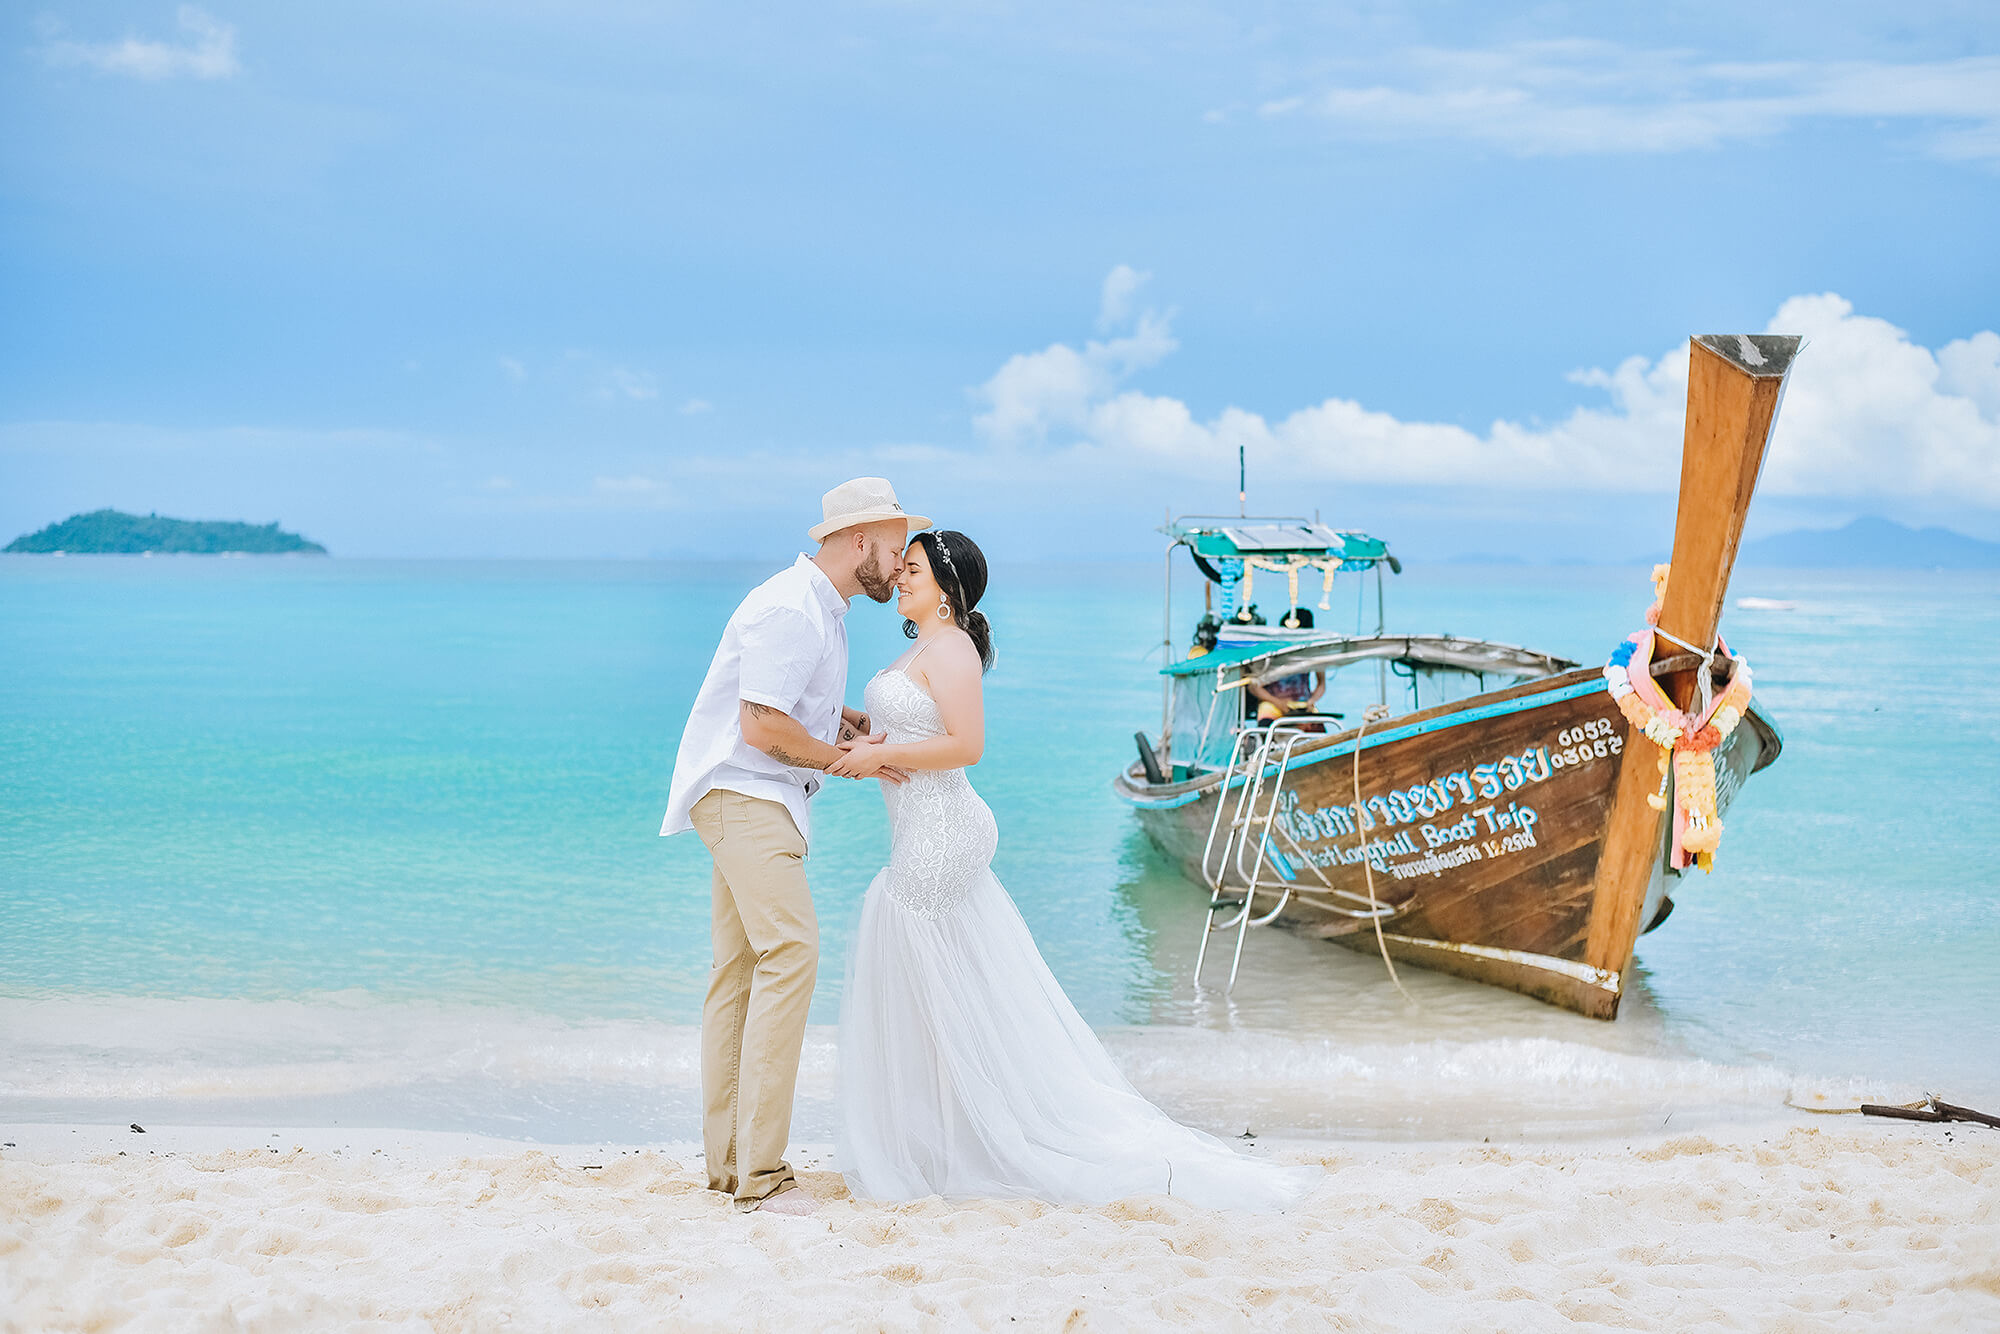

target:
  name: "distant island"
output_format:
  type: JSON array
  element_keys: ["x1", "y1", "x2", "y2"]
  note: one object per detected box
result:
[
  {"x1": 4, "y1": 509, "x2": 328, "y2": 556},
  {"x1": 1738, "y1": 516, "x2": 2000, "y2": 569}
]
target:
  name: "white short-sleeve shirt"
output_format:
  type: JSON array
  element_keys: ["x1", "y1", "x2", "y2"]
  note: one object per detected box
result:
[{"x1": 661, "y1": 555, "x2": 851, "y2": 844}]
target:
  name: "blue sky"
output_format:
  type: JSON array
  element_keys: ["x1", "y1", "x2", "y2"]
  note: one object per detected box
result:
[{"x1": 4, "y1": 2, "x2": 1998, "y2": 558}]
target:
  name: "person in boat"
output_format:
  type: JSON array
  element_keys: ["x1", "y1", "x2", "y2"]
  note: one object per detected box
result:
[
  {"x1": 1248, "y1": 607, "x2": 1327, "y2": 723},
  {"x1": 1188, "y1": 612, "x2": 1220, "y2": 658}
]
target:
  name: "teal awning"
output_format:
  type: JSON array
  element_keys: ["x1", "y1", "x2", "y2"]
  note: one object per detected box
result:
[
  {"x1": 1163, "y1": 518, "x2": 1389, "y2": 569},
  {"x1": 1161, "y1": 642, "x2": 1294, "y2": 677}
]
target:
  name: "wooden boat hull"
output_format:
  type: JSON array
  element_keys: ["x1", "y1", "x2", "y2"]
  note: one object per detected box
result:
[{"x1": 1113, "y1": 667, "x2": 1782, "y2": 1018}]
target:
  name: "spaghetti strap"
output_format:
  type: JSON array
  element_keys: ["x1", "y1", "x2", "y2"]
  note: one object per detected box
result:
[{"x1": 902, "y1": 635, "x2": 940, "y2": 672}]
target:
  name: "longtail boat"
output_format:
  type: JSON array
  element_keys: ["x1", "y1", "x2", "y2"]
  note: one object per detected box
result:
[{"x1": 1112, "y1": 333, "x2": 1800, "y2": 1019}]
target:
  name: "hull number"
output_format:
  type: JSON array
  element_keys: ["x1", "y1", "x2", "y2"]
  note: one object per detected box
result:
[{"x1": 1550, "y1": 718, "x2": 1625, "y2": 770}]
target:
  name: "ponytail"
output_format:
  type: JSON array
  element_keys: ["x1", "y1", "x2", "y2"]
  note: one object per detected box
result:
[{"x1": 962, "y1": 608, "x2": 995, "y2": 672}]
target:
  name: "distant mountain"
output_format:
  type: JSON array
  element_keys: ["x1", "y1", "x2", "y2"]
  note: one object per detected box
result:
[
  {"x1": 1738, "y1": 516, "x2": 2000, "y2": 569},
  {"x1": 4, "y1": 509, "x2": 328, "y2": 555}
]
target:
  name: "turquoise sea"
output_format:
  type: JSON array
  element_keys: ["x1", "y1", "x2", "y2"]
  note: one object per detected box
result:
[{"x1": 3, "y1": 556, "x2": 1996, "y2": 1143}]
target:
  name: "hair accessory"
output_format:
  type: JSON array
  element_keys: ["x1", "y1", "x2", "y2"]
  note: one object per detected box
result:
[{"x1": 928, "y1": 531, "x2": 959, "y2": 586}]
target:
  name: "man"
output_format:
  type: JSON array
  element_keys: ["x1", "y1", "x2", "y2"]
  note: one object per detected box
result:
[{"x1": 661, "y1": 477, "x2": 928, "y2": 1215}]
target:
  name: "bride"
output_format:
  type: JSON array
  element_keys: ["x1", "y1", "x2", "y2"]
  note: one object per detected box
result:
[{"x1": 826, "y1": 529, "x2": 1316, "y2": 1211}]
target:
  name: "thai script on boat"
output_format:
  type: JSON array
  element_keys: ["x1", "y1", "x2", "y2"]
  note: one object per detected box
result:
[
  {"x1": 1271, "y1": 743, "x2": 1557, "y2": 845},
  {"x1": 1387, "y1": 843, "x2": 1483, "y2": 880}
]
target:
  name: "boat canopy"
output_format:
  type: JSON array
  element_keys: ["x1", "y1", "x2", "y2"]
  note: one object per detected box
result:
[
  {"x1": 1152, "y1": 511, "x2": 1404, "y2": 770},
  {"x1": 1156, "y1": 632, "x2": 1578, "y2": 772},
  {"x1": 1162, "y1": 517, "x2": 1391, "y2": 572},
  {"x1": 1159, "y1": 641, "x2": 1284, "y2": 677},
  {"x1": 1162, "y1": 634, "x2": 1577, "y2": 682}
]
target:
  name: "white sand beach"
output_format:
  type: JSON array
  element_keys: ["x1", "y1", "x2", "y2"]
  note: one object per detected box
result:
[{"x1": 5, "y1": 1119, "x2": 1996, "y2": 1331}]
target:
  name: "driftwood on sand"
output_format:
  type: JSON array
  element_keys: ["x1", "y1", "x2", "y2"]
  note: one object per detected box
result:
[{"x1": 1860, "y1": 1096, "x2": 2000, "y2": 1128}]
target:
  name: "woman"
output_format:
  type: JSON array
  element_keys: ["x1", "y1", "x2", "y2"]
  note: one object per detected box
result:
[{"x1": 826, "y1": 530, "x2": 1316, "y2": 1211}]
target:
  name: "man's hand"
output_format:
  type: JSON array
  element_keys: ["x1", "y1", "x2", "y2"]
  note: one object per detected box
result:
[
  {"x1": 828, "y1": 738, "x2": 890, "y2": 779},
  {"x1": 833, "y1": 733, "x2": 909, "y2": 785}
]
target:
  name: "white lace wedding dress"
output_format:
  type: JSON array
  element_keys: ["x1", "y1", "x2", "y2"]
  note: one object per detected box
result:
[{"x1": 835, "y1": 663, "x2": 1318, "y2": 1211}]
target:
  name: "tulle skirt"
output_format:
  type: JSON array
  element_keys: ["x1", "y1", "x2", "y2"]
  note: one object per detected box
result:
[{"x1": 836, "y1": 867, "x2": 1318, "y2": 1212}]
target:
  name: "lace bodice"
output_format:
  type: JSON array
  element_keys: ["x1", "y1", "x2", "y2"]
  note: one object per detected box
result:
[{"x1": 862, "y1": 668, "x2": 998, "y2": 920}]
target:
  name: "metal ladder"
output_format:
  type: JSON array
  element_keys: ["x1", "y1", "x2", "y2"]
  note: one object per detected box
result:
[{"x1": 1193, "y1": 723, "x2": 1398, "y2": 991}]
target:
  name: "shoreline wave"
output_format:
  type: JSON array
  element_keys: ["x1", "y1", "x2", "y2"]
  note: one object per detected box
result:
[{"x1": 1, "y1": 991, "x2": 1908, "y2": 1144}]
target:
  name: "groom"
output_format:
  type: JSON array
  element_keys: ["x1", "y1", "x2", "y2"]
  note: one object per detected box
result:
[{"x1": 660, "y1": 478, "x2": 929, "y2": 1215}]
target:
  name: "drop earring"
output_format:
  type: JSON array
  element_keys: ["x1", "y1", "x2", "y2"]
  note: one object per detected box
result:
[{"x1": 936, "y1": 598, "x2": 951, "y2": 621}]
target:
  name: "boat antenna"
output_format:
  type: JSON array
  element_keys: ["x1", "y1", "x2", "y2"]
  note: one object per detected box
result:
[{"x1": 1237, "y1": 444, "x2": 1246, "y2": 517}]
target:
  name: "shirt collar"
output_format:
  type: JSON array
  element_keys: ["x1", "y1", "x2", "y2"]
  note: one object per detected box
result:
[{"x1": 797, "y1": 553, "x2": 850, "y2": 618}]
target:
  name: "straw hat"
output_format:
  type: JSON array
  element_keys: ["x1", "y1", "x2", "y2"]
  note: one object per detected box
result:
[{"x1": 808, "y1": 477, "x2": 931, "y2": 542}]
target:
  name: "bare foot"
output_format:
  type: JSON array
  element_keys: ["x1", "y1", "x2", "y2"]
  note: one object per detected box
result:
[{"x1": 755, "y1": 1186, "x2": 819, "y2": 1216}]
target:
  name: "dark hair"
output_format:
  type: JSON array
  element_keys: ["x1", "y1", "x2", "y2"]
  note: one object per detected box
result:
[{"x1": 903, "y1": 529, "x2": 995, "y2": 671}]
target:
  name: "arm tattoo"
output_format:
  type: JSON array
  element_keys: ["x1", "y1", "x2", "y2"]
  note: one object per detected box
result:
[{"x1": 742, "y1": 701, "x2": 822, "y2": 767}]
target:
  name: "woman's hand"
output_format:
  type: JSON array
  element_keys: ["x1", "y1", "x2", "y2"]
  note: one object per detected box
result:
[
  {"x1": 829, "y1": 733, "x2": 908, "y2": 783},
  {"x1": 826, "y1": 741, "x2": 879, "y2": 777}
]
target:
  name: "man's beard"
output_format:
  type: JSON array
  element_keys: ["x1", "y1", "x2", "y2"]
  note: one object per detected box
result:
[{"x1": 855, "y1": 550, "x2": 898, "y2": 603}]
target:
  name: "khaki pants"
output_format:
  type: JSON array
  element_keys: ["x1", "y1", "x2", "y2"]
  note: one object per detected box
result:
[{"x1": 688, "y1": 788, "x2": 817, "y2": 1211}]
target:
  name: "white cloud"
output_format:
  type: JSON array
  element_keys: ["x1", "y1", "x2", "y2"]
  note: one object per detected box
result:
[
  {"x1": 1754, "y1": 296, "x2": 2000, "y2": 504},
  {"x1": 499, "y1": 356, "x2": 526, "y2": 381},
  {"x1": 42, "y1": 6, "x2": 240, "y2": 81},
  {"x1": 973, "y1": 286, "x2": 2000, "y2": 507},
  {"x1": 974, "y1": 267, "x2": 1178, "y2": 445},
  {"x1": 1096, "y1": 264, "x2": 1151, "y2": 331},
  {"x1": 599, "y1": 366, "x2": 658, "y2": 401},
  {"x1": 1939, "y1": 331, "x2": 2000, "y2": 421},
  {"x1": 1254, "y1": 42, "x2": 2000, "y2": 163},
  {"x1": 678, "y1": 397, "x2": 713, "y2": 415}
]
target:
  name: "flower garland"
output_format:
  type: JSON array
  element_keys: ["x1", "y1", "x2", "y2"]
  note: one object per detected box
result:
[
  {"x1": 1600, "y1": 564, "x2": 1754, "y2": 872},
  {"x1": 1237, "y1": 556, "x2": 1363, "y2": 613}
]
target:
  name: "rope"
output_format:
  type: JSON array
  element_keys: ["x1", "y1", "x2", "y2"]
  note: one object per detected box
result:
[
  {"x1": 1651, "y1": 625, "x2": 1723, "y2": 659},
  {"x1": 1649, "y1": 624, "x2": 1737, "y2": 716},
  {"x1": 1352, "y1": 702, "x2": 1414, "y2": 1004}
]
